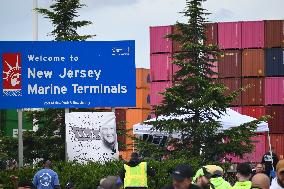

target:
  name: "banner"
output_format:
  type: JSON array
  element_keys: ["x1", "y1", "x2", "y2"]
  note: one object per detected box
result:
[
  {"x1": 0, "y1": 41, "x2": 135, "y2": 108},
  {"x1": 65, "y1": 112, "x2": 118, "y2": 163}
]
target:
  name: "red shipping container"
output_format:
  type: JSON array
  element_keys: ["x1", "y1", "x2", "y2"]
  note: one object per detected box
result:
[
  {"x1": 218, "y1": 50, "x2": 242, "y2": 78},
  {"x1": 230, "y1": 107, "x2": 243, "y2": 114},
  {"x1": 150, "y1": 81, "x2": 172, "y2": 106},
  {"x1": 172, "y1": 61, "x2": 217, "y2": 79},
  {"x1": 241, "y1": 21, "x2": 265, "y2": 49},
  {"x1": 172, "y1": 26, "x2": 183, "y2": 52},
  {"x1": 219, "y1": 78, "x2": 242, "y2": 106},
  {"x1": 115, "y1": 109, "x2": 127, "y2": 150},
  {"x1": 150, "y1": 54, "x2": 173, "y2": 81},
  {"x1": 226, "y1": 134, "x2": 267, "y2": 163},
  {"x1": 268, "y1": 134, "x2": 284, "y2": 159},
  {"x1": 266, "y1": 106, "x2": 284, "y2": 134},
  {"x1": 265, "y1": 20, "x2": 284, "y2": 48},
  {"x1": 218, "y1": 22, "x2": 242, "y2": 49},
  {"x1": 265, "y1": 77, "x2": 284, "y2": 105},
  {"x1": 172, "y1": 64, "x2": 181, "y2": 77},
  {"x1": 205, "y1": 23, "x2": 218, "y2": 46},
  {"x1": 242, "y1": 49, "x2": 265, "y2": 77},
  {"x1": 242, "y1": 106, "x2": 266, "y2": 119},
  {"x1": 150, "y1": 26, "x2": 173, "y2": 54},
  {"x1": 242, "y1": 78, "x2": 265, "y2": 106},
  {"x1": 210, "y1": 60, "x2": 218, "y2": 79}
]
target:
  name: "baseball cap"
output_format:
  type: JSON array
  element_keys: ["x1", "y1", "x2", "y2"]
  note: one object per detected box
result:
[
  {"x1": 276, "y1": 160, "x2": 284, "y2": 173},
  {"x1": 171, "y1": 164, "x2": 194, "y2": 180},
  {"x1": 205, "y1": 165, "x2": 223, "y2": 177},
  {"x1": 99, "y1": 176, "x2": 123, "y2": 189},
  {"x1": 237, "y1": 163, "x2": 252, "y2": 177}
]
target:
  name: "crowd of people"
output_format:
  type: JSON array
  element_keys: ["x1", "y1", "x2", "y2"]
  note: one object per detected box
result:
[{"x1": 7, "y1": 151, "x2": 284, "y2": 189}]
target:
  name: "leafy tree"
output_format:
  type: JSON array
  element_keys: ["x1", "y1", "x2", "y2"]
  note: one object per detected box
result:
[{"x1": 139, "y1": 0, "x2": 268, "y2": 163}]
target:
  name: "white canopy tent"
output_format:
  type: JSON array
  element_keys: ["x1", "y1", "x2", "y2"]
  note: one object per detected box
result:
[
  {"x1": 133, "y1": 108, "x2": 274, "y2": 167},
  {"x1": 133, "y1": 108, "x2": 269, "y2": 136}
]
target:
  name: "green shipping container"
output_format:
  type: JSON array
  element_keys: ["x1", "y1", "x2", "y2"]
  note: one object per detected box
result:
[{"x1": 1, "y1": 110, "x2": 33, "y2": 137}]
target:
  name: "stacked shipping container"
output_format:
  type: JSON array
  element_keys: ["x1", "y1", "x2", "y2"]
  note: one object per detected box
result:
[
  {"x1": 150, "y1": 26, "x2": 174, "y2": 107},
  {"x1": 150, "y1": 20, "x2": 284, "y2": 162},
  {"x1": 120, "y1": 68, "x2": 151, "y2": 160},
  {"x1": 219, "y1": 20, "x2": 284, "y2": 161}
]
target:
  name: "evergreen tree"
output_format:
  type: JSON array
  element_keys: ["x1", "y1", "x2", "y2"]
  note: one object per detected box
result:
[
  {"x1": 36, "y1": 0, "x2": 95, "y2": 41},
  {"x1": 142, "y1": 0, "x2": 268, "y2": 162}
]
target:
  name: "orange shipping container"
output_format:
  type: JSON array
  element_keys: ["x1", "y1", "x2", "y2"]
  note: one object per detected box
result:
[
  {"x1": 125, "y1": 109, "x2": 151, "y2": 150},
  {"x1": 136, "y1": 68, "x2": 150, "y2": 89},
  {"x1": 136, "y1": 88, "x2": 151, "y2": 109},
  {"x1": 126, "y1": 109, "x2": 151, "y2": 130},
  {"x1": 119, "y1": 150, "x2": 134, "y2": 161},
  {"x1": 242, "y1": 49, "x2": 265, "y2": 77}
]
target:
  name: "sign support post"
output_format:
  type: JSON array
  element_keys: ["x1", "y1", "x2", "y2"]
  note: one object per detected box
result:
[
  {"x1": 65, "y1": 108, "x2": 70, "y2": 161},
  {"x1": 17, "y1": 109, "x2": 23, "y2": 167}
]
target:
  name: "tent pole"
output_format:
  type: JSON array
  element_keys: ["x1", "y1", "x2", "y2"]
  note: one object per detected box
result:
[{"x1": 267, "y1": 131, "x2": 274, "y2": 171}]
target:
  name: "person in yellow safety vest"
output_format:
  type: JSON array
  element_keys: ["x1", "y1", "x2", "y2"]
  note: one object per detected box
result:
[
  {"x1": 232, "y1": 163, "x2": 252, "y2": 189},
  {"x1": 193, "y1": 165, "x2": 231, "y2": 189},
  {"x1": 120, "y1": 152, "x2": 155, "y2": 189}
]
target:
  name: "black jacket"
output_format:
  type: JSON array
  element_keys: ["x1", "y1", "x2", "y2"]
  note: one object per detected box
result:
[{"x1": 120, "y1": 158, "x2": 155, "y2": 189}]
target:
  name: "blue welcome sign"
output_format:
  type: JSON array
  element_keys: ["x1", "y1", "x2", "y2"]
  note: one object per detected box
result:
[{"x1": 0, "y1": 41, "x2": 136, "y2": 108}]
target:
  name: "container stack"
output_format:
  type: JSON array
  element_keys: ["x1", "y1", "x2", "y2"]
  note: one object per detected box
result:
[
  {"x1": 150, "y1": 24, "x2": 218, "y2": 107},
  {"x1": 150, "y1": 20, "x2": 284, "y2": 161},
  {"x1": 120, "y1": 68, "x2": 151, "y2": 160},
  {"x1": 150, "y1": 26, "x2": 175, "y2": 107}
]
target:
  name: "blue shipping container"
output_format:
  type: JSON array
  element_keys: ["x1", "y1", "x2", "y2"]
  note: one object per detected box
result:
[{"x1": 265, "y1": 48, "x2": 284, "y2": 76}]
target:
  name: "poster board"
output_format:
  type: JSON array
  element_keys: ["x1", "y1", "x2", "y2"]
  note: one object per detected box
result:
[{"x1": 66, "y1": 112, "x2": 118, "y2": 163}]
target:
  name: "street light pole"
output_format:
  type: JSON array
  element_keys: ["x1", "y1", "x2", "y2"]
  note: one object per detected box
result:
[
  {"x1": 33, "y1": 0, "x2": 38, "y2": 41},
  {"x1": 18, "y1": 0, "x2": 39, "y2": 168}
]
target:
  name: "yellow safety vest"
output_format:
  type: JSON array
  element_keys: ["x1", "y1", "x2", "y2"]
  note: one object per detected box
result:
[
  {"x1": 232, "y1": 181, "x2": 251, "y2": 189},
  {"x1": 124, "y1": 162, "x2": 148, "y2": 188}
]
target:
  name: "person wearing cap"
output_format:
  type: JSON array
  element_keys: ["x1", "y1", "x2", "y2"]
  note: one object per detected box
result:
[
  {"x1": 32, "y1": 160, "x2": 60, "y2": 189},
  {"x1": 120, "y1": 152, "x2": 155, "y2": 189},
  {"x1": 231, "y1": 163, "x2": 252, "y2": 189},
  {"x1": 162, "y1": 164, "x2": 201, "y2": 189},
  {"x1": 270, "y1": 160, "x2": 284, "y2": 189},
  {"x1": 262, "y1": 148, "x2": 279, "y2": 178},
  {"x1": 97, "y1": 176, "x2": 123, "y2": 189},
  {"x1": 251, "y1": 173, "x2": 270, "y2": 189},
  {"x1": 193, "y1": 165, "x2": 231, "y2": 189}
]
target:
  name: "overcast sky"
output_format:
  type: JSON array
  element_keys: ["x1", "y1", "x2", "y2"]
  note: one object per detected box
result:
[{"x1": 1, "y1": 0, "x2": 284, "y2": 68}]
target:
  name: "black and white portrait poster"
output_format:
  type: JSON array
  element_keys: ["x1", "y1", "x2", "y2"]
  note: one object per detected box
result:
[{"x1": 65, "y1": 112, "x2": 119, "y2": 163}]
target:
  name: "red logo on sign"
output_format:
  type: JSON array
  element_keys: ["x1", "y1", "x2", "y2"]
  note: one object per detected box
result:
[{"x1": 2, "y1": 53, "x2": 22, "y2": 96}]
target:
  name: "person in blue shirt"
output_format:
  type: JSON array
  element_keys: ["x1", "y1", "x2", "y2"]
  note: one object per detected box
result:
[{"x1": 33, "y1": 160, "x2": 60, "y2": 189}]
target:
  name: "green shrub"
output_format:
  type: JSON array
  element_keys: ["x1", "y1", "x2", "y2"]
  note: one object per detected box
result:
[{"x1": 0, "y1": 158, "x2": 202, "y2": 189}]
